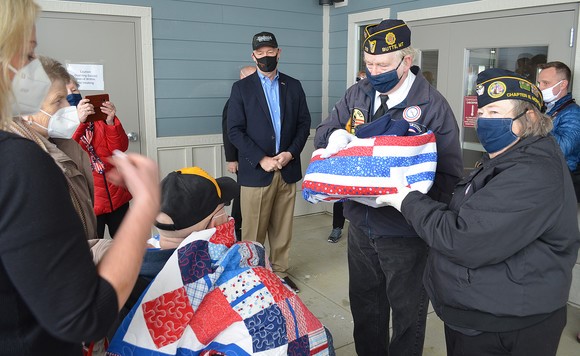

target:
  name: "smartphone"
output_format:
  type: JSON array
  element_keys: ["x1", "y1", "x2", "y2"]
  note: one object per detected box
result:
[{"x1": 85, "y1": 94, "x2": 110, "y2": 122}]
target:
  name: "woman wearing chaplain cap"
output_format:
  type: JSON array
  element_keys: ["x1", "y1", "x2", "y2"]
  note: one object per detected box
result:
[{"x1": 376, "y1": 68, "x2": 580, "y2": 355}]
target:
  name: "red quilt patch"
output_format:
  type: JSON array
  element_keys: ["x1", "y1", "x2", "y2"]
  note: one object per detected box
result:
[
  {"x1": 253, "y1": 267, "x2": 294, "y2": 302},
  {"x1": 190, "y1": 288, "x2": 242, "y2": 344},
  {"x1": 142, "y1": 287, "x2": 194, "y2": 348}
]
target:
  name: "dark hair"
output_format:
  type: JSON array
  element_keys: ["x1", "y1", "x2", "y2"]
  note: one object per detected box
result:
[{"x1": 538, "y1": 61, "x2": 571, "y2": 82}]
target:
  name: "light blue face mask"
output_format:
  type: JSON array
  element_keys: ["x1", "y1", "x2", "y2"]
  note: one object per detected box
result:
[
  {"x1": 365, "y1": 57, "x2": 404, "y2": 94},
  {"x1": 476, "y1": 111, "x2": 526, "y2": 154}
]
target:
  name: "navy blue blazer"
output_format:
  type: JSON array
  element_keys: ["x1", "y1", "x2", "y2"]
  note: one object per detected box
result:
[{"x1": 227, "y1": 71, "x2": 311, "y2": 187}]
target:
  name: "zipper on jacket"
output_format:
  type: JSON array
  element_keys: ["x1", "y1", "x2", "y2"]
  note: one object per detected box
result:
[{"x1": 102, "y1": 171, "x2": 114, "y2": 212}]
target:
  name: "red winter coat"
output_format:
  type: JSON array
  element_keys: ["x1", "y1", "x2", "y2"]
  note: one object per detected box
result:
[{"x1": 73, "y1": 117, "x2": 132, "y2": 216}]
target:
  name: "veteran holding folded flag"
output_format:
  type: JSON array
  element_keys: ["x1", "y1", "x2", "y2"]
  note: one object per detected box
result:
[
  {"x1": 376, "y1": 69, "x2": 580, "y2": 356},
  {"x1": 314, "y1": 19, "x2": 463, "y2": 355}
]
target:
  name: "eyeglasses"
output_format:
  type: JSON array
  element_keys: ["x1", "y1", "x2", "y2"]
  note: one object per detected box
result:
[{"x1": 254, "y1": 49, "x2": 278, "y2": 57}]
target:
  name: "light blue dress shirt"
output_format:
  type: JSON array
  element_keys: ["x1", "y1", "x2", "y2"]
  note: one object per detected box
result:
[{"x1": 258, "y1": 70, "x2": 281, "y2": 153}]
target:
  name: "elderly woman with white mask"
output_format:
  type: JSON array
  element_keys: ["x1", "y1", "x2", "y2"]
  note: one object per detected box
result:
[{"x1": 9, "y1": 55, "x2": 108, "y2": 256}]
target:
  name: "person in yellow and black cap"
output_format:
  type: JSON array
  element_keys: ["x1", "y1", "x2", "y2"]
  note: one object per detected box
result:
[
  {"x1": 109, "y1": 166, "x2": 240, "y2": 334},
  {"x1": 314, "y1": 18, "x2": 463, "y2": 355},
  {"x1": 154, "y1": 166, "x2": 239, "y2": 246},
  {"x1": 108, "y1": 166, "x2": 336, "y2": 355},
  {"x1": 122, "y1": 167, "x2": 240, "y2": 285},
  {"x1": 374, "y1": 67, "x2": 579, "y2": 355}
]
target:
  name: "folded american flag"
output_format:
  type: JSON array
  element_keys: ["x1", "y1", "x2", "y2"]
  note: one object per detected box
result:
[{"x1": 302, "y1": 132, "x2": 437, "y2": 206}]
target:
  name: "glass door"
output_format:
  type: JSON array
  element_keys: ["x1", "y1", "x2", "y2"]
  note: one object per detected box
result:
[{"x1": 409, "y1": 4, "x2": 577, "y2": 172}]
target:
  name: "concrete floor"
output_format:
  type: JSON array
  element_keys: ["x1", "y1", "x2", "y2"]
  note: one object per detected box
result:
[{"x1": 286, "y1": 213, "x2": 580, "y2": 356}]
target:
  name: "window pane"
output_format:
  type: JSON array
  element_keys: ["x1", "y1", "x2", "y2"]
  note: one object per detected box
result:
[{"x1": 419, "y1": 50, "x2": 438, "y2": 88}]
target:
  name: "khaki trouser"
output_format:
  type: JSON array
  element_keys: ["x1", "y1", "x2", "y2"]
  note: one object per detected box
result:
[{"x1": 240, "y1": 171, "x2": 296, "y2": 277}]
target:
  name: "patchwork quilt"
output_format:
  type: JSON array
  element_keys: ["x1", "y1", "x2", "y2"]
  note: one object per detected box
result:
[
  {"x1": 106, "y1": 219, "x2": 332, "y2": 355},
  {"x1": 302, "y1": 132, "x2": 437, "y2": 207}
]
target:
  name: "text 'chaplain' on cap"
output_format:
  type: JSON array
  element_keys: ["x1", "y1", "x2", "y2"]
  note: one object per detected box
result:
[
  {"x1": 252, "y1": 31, "x2": 278, "y2": 50},
  {"x1": 363, "y1": 19, "x2": 411, "y2": 55},
  {"x1": 475, "y1": 68, "x2": 544, "y2": 111}
]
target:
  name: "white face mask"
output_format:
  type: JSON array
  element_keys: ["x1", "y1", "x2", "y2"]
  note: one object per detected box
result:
[
  {"x1": 10, "y1": 59, "x2": 51, "y2": 116},
  {"x1": 541, "y1": 80, "x2": 563, "y2": 104},
  {"x1": 38, "y1": 106, "x2": 81, "y2": 139}
]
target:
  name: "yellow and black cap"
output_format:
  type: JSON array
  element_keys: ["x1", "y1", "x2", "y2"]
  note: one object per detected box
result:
[
  {"x1": 155, "y1": 167, "x2": 239, "y2": 231},
  {"x1": 363, "y1": 19, "x2": 411, "y2": 55}
]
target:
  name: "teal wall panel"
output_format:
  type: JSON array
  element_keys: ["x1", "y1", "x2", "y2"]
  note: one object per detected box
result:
[
  {"x1": 59, "y1": 0, "x2": 323, "y2": 137},
  {"x1": 56, "y1": 0, "x2": 478, "y2": 136}
]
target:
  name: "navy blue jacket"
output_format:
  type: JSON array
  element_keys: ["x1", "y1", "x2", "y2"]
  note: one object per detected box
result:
[
  {"x1": 315, "y1": 67, "x2": 463, "y2": 237},
  {"x1": 227, "y1": 71, "x2": 311, "y2": 187}
]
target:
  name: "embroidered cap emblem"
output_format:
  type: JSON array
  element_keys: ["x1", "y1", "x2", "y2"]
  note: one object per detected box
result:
[
  {"x1": 385, "y1": 32, "x2": 396, "y2": 45},
  {"x1": 487, "y1": 81, "x2": 506, "y2": 99}
]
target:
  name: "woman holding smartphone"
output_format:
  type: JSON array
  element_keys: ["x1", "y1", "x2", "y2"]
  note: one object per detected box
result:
[{"x1": 69, "y1": 77, "x2": 133, "y2": 239}]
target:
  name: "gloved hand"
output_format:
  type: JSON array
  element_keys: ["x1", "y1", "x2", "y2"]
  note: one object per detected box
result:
[
  {"x1": 375, "y1": 186, "x2": 413, "y2": 211},
  {"x1": 319, "y1": 129, "x2": 357, "y2": 158}
]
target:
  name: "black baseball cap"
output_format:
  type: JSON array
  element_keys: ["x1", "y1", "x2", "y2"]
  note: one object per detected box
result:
[
  {"x1": 155, "y1": 167, "x2": 240, "y2": 231},
  {"x1": 252, "y1": 31, "x2": 278, "y2": 50}
]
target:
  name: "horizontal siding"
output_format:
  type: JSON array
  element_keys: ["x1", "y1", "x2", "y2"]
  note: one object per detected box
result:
[
  {"x1": 59, "y1": 0, "x2": 477, "y2": 136},
  {"x1": 154, "y1": 61, "x2": 322, "y2": 83},
  {"x1": 61, "y1": 0, "x2": 323, "y2": 137}
]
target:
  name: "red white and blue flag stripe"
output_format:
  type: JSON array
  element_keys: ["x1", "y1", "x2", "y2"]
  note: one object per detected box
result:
[{"x1": 302, "y1": 132, "x2": 437, "y2": 206}]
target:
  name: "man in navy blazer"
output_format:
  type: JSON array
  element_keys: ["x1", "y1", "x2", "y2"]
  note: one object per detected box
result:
[{"x1": 227, "y1": 31, "x2": 311, "y2": 292}]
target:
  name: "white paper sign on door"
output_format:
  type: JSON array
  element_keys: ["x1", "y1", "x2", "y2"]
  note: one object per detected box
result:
[{"x1": 66, "y1": 64, "x2": 104, "y2": 91}]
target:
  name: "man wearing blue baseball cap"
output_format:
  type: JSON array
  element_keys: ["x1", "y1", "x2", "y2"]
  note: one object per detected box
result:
[{"x1": 314, "y1": 19, "x2": 463, "y2": 355}]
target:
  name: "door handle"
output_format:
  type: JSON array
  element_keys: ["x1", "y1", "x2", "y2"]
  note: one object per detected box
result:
[{"x1": 127, "y1": 132, "x2": 139, "y2": 142}]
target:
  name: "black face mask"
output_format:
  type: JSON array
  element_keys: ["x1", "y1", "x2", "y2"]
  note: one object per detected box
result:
[{"x1": 255, "y1": 55, "x2": 278, "y2": 73}]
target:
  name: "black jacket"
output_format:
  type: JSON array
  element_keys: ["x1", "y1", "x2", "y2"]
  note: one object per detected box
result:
[
  {"x1": 0, "y1": 132, "x2": 117, "y2": 355},
  {"x1": 227, "y1": 71, "x2": 311, "y2": 187},
  {"x1": 221, "y1": 100, "x2": 238, "y2": 162},
  {"x1": 402, "y1": 135, "x2": 580, "y2": 332}
]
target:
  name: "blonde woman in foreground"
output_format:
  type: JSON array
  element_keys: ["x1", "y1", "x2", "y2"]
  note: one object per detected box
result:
[{"x1": 0, "y1": 1, "x2": 160, "y2": 354}]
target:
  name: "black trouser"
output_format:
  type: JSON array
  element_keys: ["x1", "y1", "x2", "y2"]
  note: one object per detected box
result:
[
  {"x1": 348, "y1": 224, "x2": 428, "y2": 356},
  {"x1": 332, "y1": 202, "x2": 345, "y2": 229},
  {"x1": 444, "y1": 306, "x2": 567, "y2": 356},
  {"x1": 230, "y1": 195, "x2": 242, "y2": 241},
  {"x1": 96, "y1": 202, "x2": 130, "y2": 238}
]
